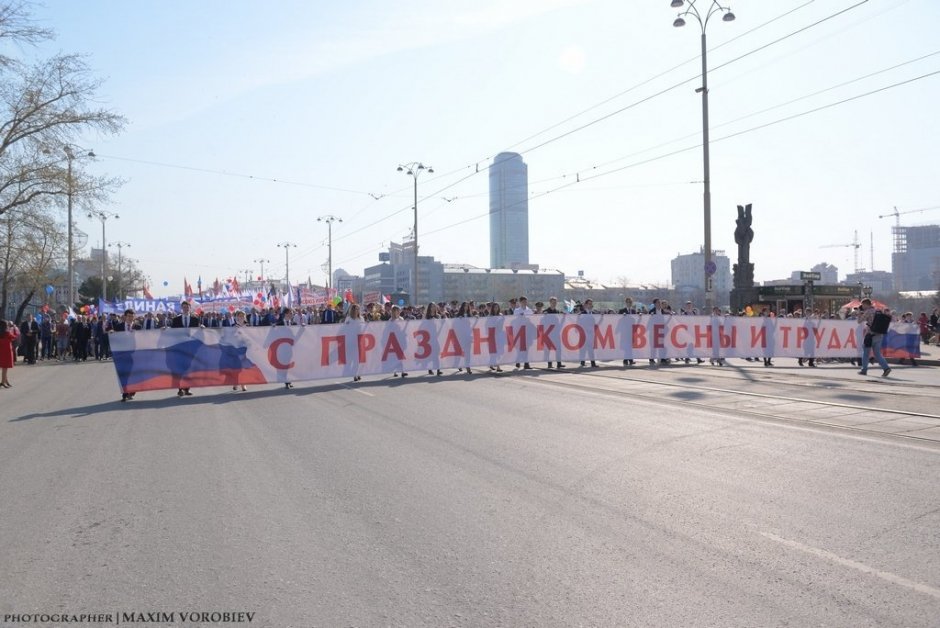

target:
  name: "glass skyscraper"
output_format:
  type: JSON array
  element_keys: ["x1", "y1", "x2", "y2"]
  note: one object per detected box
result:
[{"x1": 489, "y1": 152, "x2": 529, "y2": 268}]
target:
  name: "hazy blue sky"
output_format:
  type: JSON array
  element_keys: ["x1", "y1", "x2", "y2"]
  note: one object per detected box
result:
[{"x1": 25, "y1": 0, "x2": 940, "y2": 296}]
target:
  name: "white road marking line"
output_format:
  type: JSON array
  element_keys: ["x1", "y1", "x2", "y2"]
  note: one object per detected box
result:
[
  {"x1": 760, "y1": 532, "x2": 940, "y2": 600},
  {"x1": 341, "y1": 384, "x2": 374, "y2": 397}
]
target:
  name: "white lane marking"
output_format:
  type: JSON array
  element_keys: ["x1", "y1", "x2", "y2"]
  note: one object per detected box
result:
[
  {"x1": 760, "y1": 532, "x2": 940, "y2": 600},
  {"x1": 341, "y1": 384, "x2": 374, "y2": 397}
]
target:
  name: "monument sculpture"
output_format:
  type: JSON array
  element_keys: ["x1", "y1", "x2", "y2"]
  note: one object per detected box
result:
[{"x1": 733, "y1": 203, "x2": 754, "y2": 290}]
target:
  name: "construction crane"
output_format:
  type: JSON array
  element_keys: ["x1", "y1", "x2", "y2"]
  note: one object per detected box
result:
[{"x1": 821, "y1": 230, "x2": 862, "y2": 273}]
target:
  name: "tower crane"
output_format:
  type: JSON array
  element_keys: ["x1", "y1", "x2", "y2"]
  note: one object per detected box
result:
[{"x1": 820, "y1": 230, "x2": 862, "y2": 274}]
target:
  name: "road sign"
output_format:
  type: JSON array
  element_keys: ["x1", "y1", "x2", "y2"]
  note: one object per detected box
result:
[
  {"x1": 800, "y1": 271, "x2": 821, "y2": 281},
  {"x1": 705, "y1": 260, "x2": 717, "y2": 276}
]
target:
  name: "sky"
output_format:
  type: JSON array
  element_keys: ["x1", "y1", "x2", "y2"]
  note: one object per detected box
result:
[{"x1": 21, "y1": 0, "x2": 940, "y2": 297}]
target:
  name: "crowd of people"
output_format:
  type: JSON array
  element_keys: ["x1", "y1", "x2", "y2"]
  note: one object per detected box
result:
[{"x1": 2, "y1": 296, "x2": 937, "y2": 396}]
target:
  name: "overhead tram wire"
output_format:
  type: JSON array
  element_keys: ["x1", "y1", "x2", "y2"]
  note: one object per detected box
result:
[
  {"x1": 500, "y1": 0, "x2": 820, "y2": 155},
  {"x1": 337, "y1": 15, "x2": 923, "y2": 258},
  {"x1": 418, "y1": 0, "x2": 821, "y2": 185},
  {"x1": 565, "y1": 48, "x2": 940, "y2": 179},
  {"x1": 359, "y1": 0, "x2": 874, "y2": 224},
  {"x1": 416, "y1": 68, "x2": 940, "y2": 243},
  {"x1": 93, "y1": 154, "x2": 377, "y2": 196},
  {"x1": 176, "y1": 0, "x2": 881, "y2": 258},
  {"x1": 104, "y1": 3, "x2": 869, "y2": 261}
]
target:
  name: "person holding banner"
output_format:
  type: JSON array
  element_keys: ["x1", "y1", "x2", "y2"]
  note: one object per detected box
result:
[
  {"x1": 389, "y1": 305, "x2": 409, "y2": 378},
  {"x1": 544, "y1": 296, "x2": 566, "y2": 370},
  {"x1": 513, "y1": 297, "x2": 534, "y2": 370},
  {"x1": 344, "y1": 304, "x2": 364, "y2": 382},
  {"x1": 171, "y1": 301, "x2": 201, "y2": 396},
  {"x1": 618, "y1": 297, "x2": 638, "y2": 367},
  {"x1": 111, "y1": 309, "x2": 140, "y2": 401},
  {"x1": 579, "y1": 299, "x2": 598, "y2": 368},
  {"x1": 425, "y1": 302, "x2": 445, "y2": 376},
  {"x1": 231, "y1": 310, "x2": 249, "y2": 391},
  {"x1": 279, "y1": 307, "x2": 296, "y2": 389}
]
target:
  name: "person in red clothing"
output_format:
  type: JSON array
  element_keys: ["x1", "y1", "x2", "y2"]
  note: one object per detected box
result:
[{"x1": 0, "y1": 319, "x2": 19, "y2": 387}]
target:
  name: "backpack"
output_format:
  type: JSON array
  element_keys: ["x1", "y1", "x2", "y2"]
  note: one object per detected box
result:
[{"x1": 870, "y1": 312, "x2": 891, "y2": 334}]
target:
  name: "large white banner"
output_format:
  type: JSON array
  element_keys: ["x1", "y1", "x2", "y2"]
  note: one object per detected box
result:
[{"x1": 108, "y1": 315, "x2": 881, "y2": 392}]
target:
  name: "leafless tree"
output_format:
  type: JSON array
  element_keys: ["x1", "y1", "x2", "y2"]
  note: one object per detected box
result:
[
  {"x1": 0, "y1": 204, "x2": 64, "y2": 321},
  {"x1": 0, "y1": 1, "x2": 125, "y2": 219}
]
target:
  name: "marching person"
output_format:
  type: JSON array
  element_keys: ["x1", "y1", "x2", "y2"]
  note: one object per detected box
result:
[
  {"x1": 279, "y1": 307, "x2": 295, "y2": 389},
  {"x1": 513, "y1": 296, "x2": 533, "y2": 370},
  {"x1": 388, "y1": 305, "x2": 409, "y2": 378},
  {"x1": 110, "y1": 308, "x2": 140, "y2": 401},
  {"x1": 345, "y1": 304, "x2": 364, "y2": 382},
  {"x1": 857, "y1": 298, "x2": 892, "y2": 377},
  {"x1": 171, "y1": 300, "x2": 201, "y2": 396},
  {"x1": 619, "y1": 297, "x2": 638, "y2": 366},
  {"x1": 544, "y1": 296, "x2": 565, "y2": 369},
  {"x1": 231, "y1": 310, "x2": 249, "y2": 391},
  {"x1": 425, "y1": 302, "x2": 444, "y2": 376},
  {"x1": 579, "y1": 298, "x2": 598, "y2": 368}
]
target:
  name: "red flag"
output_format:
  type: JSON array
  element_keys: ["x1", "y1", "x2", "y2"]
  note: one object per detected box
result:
[
  {"x1": 344, "y1": 289, "x2": 355, "y2": 304},
  {"x1": 184, "y1": 277, "x2": 193, "y2": 299}
]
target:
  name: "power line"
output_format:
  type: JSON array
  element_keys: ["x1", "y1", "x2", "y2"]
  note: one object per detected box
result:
[
  {"x1": 95, "y1": 153, "x2": 378, "y2": 196},
  {"x1": 415, "y1": 68, "x2": 940, "y2": 244}
]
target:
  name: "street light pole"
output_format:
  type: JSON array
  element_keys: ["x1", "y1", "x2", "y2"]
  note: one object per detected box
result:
[
  {"x1": 397, "y1": 162, "x2": 433, "y2": 305},
  {"x1": 87, "y1": 209, "x2": 118, "y2": 301},
  {"x1": 253, "y1": 258, "x2": 270, "y2": 284},
  {"x1": 59, "y1": 145, "x2": 95, "y2": 307},
  {"x1": 670, "y1": 0, "x2": 735, "y2": 310},
  {"x1": 317, "y1": 215, "x2": 342, "y2": 292},
  {"x1": 240, "y1": 269, "x2": 252, "y2": 288},
  {"x1": 276, "y1": 242, "x2": 296, "y2": 286},
  {"x1": 108, "y1": 241, "x2": 130, "y2": 299}
]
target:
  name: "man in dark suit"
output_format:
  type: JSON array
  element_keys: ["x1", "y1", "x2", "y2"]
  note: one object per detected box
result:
[
  {"x1": 170, "y1": 301, "x2": 201, "y2": 396},
  {"x1": 111, "y1": 308, "x2": 140, "y2": 401},
  {"x1": 19, "y1": 314, "x2": 40, "y2": 364}
]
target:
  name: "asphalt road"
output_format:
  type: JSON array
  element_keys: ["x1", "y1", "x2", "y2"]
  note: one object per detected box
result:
[{"x1": 1, "y1": 359, "x2": 939, "y2": 627}]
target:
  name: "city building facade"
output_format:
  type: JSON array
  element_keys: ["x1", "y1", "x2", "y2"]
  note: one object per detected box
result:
[
  {"x1": 670, "y1": 249, "x2": 731, "y2": 306},
  {"x1": 892, "y1": 224, "x2": 940, "y2": 291}
]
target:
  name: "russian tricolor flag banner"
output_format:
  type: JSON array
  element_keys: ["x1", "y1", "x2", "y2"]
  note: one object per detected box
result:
[{"x1": 109, "y1": 317, "x2": 922, "y2": 393}]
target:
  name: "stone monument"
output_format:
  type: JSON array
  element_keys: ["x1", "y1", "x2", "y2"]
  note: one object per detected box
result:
[{"x1": 731, "y1": 203, "x2": 757, "y2": 312}]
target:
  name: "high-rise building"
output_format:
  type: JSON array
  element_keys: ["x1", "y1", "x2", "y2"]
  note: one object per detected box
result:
[
  {"x1": 489, "y1": 152, "x2": 529, "y2": 269},
  {"x1": 891, "y1": 224, "x2": 940, "y2": 290}
]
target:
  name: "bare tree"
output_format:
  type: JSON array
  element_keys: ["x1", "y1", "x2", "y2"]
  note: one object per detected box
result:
[
  {"x1": 0, "y1": 204, "x2": 64, "y2": 321},
  {"x1": 0, "y1": 2, "x2": 125, "y2": 219}
]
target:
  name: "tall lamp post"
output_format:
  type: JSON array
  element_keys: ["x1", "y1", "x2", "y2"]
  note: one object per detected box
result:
[
  {"x1": 56, "y1": 145, "x2": 95, "y2": 306},
  {"x1": 240, "y1": 269, "x2": 253, "y2": 288},
  {"x1": 670, "y1": 0, "x2": 735, "y2": 310},
  {"x1": 317, "y1": 215, "x2": 342, "y2": 292},
  {"x1": 276, "y1": 242, "x2": 296, "y2": 286},
  {"x1": 87, "y1": 209, "x2": 119, "y2": 301},
  {"x1": 108, "y1": 240, "x2": 130, "y2": 299},
  {"x1": 253, "y1": 258, "x2": 270, "y2": 284},
  {"x1": 397, "y1": 161, "x2": 433, "y2": 305}
]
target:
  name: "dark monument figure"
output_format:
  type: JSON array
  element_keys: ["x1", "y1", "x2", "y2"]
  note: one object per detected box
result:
[{"x1": 731, "y1": 203, "x2": 757, "y2": 313}]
